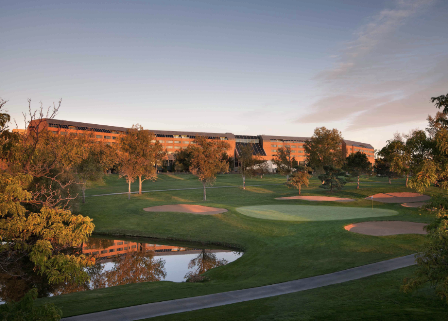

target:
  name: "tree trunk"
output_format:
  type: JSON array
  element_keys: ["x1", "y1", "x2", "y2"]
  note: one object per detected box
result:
[
  {"x1": 243, "y1": 175, "x2": 246, "y2": 190},
  {"x1": 128, "y1": 180, "x2": 131, "y2": 200},
  {"x1": 82, "y1": 187, "x2": 86, "y2": 204},
  {"x1": 286, "y1": 174, "x2": 289, "y2": 182},
  {"x1": 203, "y1": 181, "x2": 206, "y2": 201},
  {"x1": 299, "y1": 184, "x2": 301, "y2": 195},
  {"x1": 138, "y1": 176, "x2": 142, "y2": 194},
  {"x1": 357, "y1": 176, "x2": 360, "y2": 190},
  {"x1": 406, "y1": 174, "x2": 409, "y2": 187},
  {"x1": 388, "y1": 177, "x2": 391, "y2": 184}
]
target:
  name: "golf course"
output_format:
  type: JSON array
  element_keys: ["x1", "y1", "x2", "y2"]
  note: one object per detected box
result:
[{"x1": 40, "y1": 173, "x2": 447, "y2": 320}]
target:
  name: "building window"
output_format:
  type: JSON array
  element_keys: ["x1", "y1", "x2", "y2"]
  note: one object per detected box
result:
[
  {"x1": 49, "y1": 123, "x2": 59, "y2": 128},
  {"x1": 70, "y1": 132, "x2": 77, "y2": 136},
  {"x1": 158, "y1": 140, "x2": 164, "y2": 143},
  {"x1": 167, "y1": 140, "x2": 173, "y2": 143},
  {"x1": 272, "y1": 149, "x2": 277, "y2": 152},
  {"x1": 291, "y1": 145, "x2": 296, "y2": 148},
  {"x1": 61, "y1": 132, "x2": 67, "y2": 135},
  {"x1": 104, "y1": 136, "x2": 111, "y2": 139},
  {"x1": 96, "y1": 135, "x2": 103, "y2": 139},
  {"x1": 271, "y1": 145, "x2": 277, "y2": 147},
  {"x1": 184, "y1": 141, "x2": 189, "y2": 144},
  {"x1": 109, "y1": 249, "x2": 115, "y2": 253},
  {"x1": 174, "y1": 140, "x2": 181, "y2": 143},
  {"x1": 167, "y1": 146, "x2": 173, "y2": 149},
  {"x1": 101, "y1": 250, "x2": 107, "y2": 254},
  {"x1": 117, "y1": 242, "x2": 123, "y2": 245},
  {"x1": 131, "y1": 245, "x2": 136, "y2": 248},
  {"x1": 117, "y1": 248, "x2": 123, "y2": 251},
  {"x1": 174, "y1": 146, "x2": 180, "y2": 149}
]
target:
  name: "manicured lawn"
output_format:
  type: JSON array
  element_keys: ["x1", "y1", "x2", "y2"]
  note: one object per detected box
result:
[
  {"x1": 236, "y1": 204, "x2": 398, "y2": 221},
  {"x1": 39, "y1": 173, "x2": 446, "y2": 319}
]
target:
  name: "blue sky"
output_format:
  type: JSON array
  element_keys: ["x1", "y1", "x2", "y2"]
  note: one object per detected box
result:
[{"x1": 1, "y1": 0, "x2": 447, "y2": 150}]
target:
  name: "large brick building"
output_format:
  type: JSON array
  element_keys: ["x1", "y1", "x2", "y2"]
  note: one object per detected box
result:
[{"x1": 30, "y1": 119, "x2": 375, "y2": 165}]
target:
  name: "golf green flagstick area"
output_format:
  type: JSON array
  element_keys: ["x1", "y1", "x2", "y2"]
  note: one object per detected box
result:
[{"x1": 236, "y1": 205, "x2": 398, "y2": 221}]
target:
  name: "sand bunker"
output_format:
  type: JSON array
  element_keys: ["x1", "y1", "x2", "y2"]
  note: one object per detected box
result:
[
  {"x1": 276, "y1": 196, "x2": 354, "y2": 202},
  {"x1": 143, "y1": 204, "x2": 227, "y2": 215},
  {"x1": 345, "y1": 221, "x2": 427, "y2": 236},
  {"x1": 401, "y1": 202, "x2": 428, "y2": 208},
  {"x1": 366, "y1": 192, "x2": 430, "y2": 203}
]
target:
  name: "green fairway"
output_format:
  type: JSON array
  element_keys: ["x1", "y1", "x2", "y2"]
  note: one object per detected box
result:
[
  {"x1": 37, "y1": 174, "x2": 445, "y2": 319},
  {"x1": 236, "y1": 205, "x2": 398, "y2": 221}
]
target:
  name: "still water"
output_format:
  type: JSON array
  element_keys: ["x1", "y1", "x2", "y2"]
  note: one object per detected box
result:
[{"x1": 0, "y1": 237, "x2": 242, "y2": 303}]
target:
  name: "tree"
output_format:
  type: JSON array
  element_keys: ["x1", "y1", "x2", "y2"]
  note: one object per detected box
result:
[
  {"x1": 286, "y1": 166, "x2": 310, "y2": 195},
  {"x1": 119, "y1": 125, "x2": 165, "y2": 195},
  {"x1": 272, "y1": 146, "x2": 294, "y2": 181},
  {"x1": 0, "y1": 288, "x2": 62, "y2": 321},
  {"x1": 74, "y1": 133, "x2": 117, "y2": 203},
  {"x1": 173, "y1": 148, "x2": 193, "y2": 172},
  {"x1": 118, "y1": 152, "x2": 138, "y2": 200},
  {"x1": 318, "y1": 165, "x2": 347, "y2": 192},
  {"x1": 376, "y1": 142, "x2": 401, "y2": 184},
  {"x1": 237, "y1": 144, "x2": 266, "y2": 189},
  {"x1": 344, "y1": 151, "x2": 372, "y2": 189},
  {"x1": 402, "y1": 93, "x2": 448, "y2": 303},
  {"x1": 0, "y1": 100, "x2": 95, "y2": 293},
  {"x1": 304, "y1": 127, "x2": 344, "y2": 173},
  {"x1": 188, "y1": 136, "x2": 230, "y2": 201}
]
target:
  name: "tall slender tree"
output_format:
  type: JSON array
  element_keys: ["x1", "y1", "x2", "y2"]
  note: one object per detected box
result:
[{"x1": 237, "y1": 144, "x2": 266, "y2": 189}]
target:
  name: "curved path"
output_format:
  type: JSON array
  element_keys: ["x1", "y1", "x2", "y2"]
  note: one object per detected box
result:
[{"x1": 63, "y1": 254, "x2": 416, "y2": 321}]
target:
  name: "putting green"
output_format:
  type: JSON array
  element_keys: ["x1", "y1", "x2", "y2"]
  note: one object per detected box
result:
[{"x1": 236, "y1": 205, "x2": 398, "y2": 221}]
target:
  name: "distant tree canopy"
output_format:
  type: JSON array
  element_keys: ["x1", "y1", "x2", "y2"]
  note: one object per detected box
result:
[
  {"x1": 304, "y1": 127, "x2": 344, "y2": 173},
  {"x1": 286, "y1": 166, "x2": 310, "y2": 195},
  {"x1": 188, "y1": 136, "x2": 230, "y2": 201},
  {"x1": 318, "y1": 165, "x2": 347, "y2": 192},
  {"x1": 174, "y1": 148, "x2": 193, "y2": 172},
  {"x1": 119, "y1": 125, "x2": 165, "y2": 196},
  {"x1": 272, "y1": 146, "x2": 294, "y2": 181},
  {"x1": 344, "y1": 151, "x2": 372, "y2": 189},
  {"x1": 237, "y1": 144, "x2": 266, "y2": 189}
]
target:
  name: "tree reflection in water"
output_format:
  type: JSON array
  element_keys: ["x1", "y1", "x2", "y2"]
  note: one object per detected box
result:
[
  {"x1": 185, "y1": 249, "x2": 228, "y2": 281},
  {"x1": 53, "y1": 243, "x2": 166, "y2": 295}
]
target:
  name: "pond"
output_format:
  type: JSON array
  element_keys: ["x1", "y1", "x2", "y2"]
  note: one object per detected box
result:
[{"x1": 0, "y1": 236, "x2": 242, "y2": 303}]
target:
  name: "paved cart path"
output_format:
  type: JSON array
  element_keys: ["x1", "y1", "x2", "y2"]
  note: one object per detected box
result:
[{"x1": 63, "y1": 254, "x2": 416, "y2": 321}]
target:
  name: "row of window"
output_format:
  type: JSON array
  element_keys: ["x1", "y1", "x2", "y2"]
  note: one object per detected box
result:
[
  {"x1": 271, "y1": 144, "x2": 304, "y2": 148},
  {"x1": 271, "y1": 150, "x2": 305, "y2": 154}
]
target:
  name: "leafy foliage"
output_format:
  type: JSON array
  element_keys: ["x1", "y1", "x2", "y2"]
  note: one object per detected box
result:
[
  {"x1": 286, "y1": 166, "x2": 310, "y2": 195},
  {"x1": 344, "y1": 151, "x2": 372, "y2": 189},
  {"x1": 188, "y1": 136, "x2": 230, "y2": 201},
  {"x1": 318, "y1": 165, "x2": 347, "y2": 192},
  {"x1": 237, "y1": 144, "x2": 267, "y2": 188},
  {"x1": 272, "y1": 146, "x2": 294, "y2": 181},
  {"x1": 0, "y1": 288, "x2": 62, "y2": 321},
  {"x1": 304, "y1": 127, "x2": 344, "y2": 173},
  {"x1": 119, "y1": 124, "x2": 165, "y2": 195}
]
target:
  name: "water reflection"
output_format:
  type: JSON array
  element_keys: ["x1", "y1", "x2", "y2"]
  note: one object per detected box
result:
[{"x1": 0, "y1": 237, "x2": 242, "y2": 303}]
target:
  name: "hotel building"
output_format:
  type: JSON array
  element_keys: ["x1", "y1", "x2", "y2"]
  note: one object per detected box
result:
[{"x1": 29, "y1": 119, "x2": 375, "y2": 165}]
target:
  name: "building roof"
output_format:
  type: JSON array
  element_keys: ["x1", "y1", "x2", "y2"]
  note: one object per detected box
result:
[{"x1": 343, "y1": 140, "x2": 374, "y2": 150}]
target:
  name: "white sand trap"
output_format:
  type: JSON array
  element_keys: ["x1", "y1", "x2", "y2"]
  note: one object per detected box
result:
[
  {"x1": 143, "y1": 204, "x2": 227, "y2": 215},
  {"x1": 366, "y1": 192, "x2": 430, "y2": 204},
  {"x1": 344, "y1": 221, "x2": 427, "y2": 236},
  {"x1": 401, "y1": 202, "x2": 428, "y2": 208},
  {"x1": 276, "y1": 196, "x2": 354, "y2": 202}
]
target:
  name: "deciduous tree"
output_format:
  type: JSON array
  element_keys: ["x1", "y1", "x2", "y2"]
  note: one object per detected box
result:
[
  {"x1": 286, "y1": 166, "x2": 310, "y2": 195},
  {"x1": 344, "y1": 151, "x2": 372, "y2": 189},
  {"x1": 272, "y1": 146, "x2": 294, "y2": 181},
  {"x1": 237, "y1": 144, "x2": 266, "y2": 189},
  {"x1": 188, "y1": 136, "x2": 230, "y2": 201},
  {"x1": 119, "y1": 125, "x2": 165, "y2": 195},
  {"x1": 304, "y1": 127, "x2": 344, "y2": 173}
]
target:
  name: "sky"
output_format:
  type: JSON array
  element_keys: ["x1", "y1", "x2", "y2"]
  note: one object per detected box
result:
[{"x1": 1, "y1": 0, "x2": 447, "y2": 150}]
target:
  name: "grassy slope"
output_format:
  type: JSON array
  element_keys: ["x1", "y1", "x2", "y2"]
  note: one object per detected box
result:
[{"x1": 40, "y1": 174, "x2": 447, "y2": 318}]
